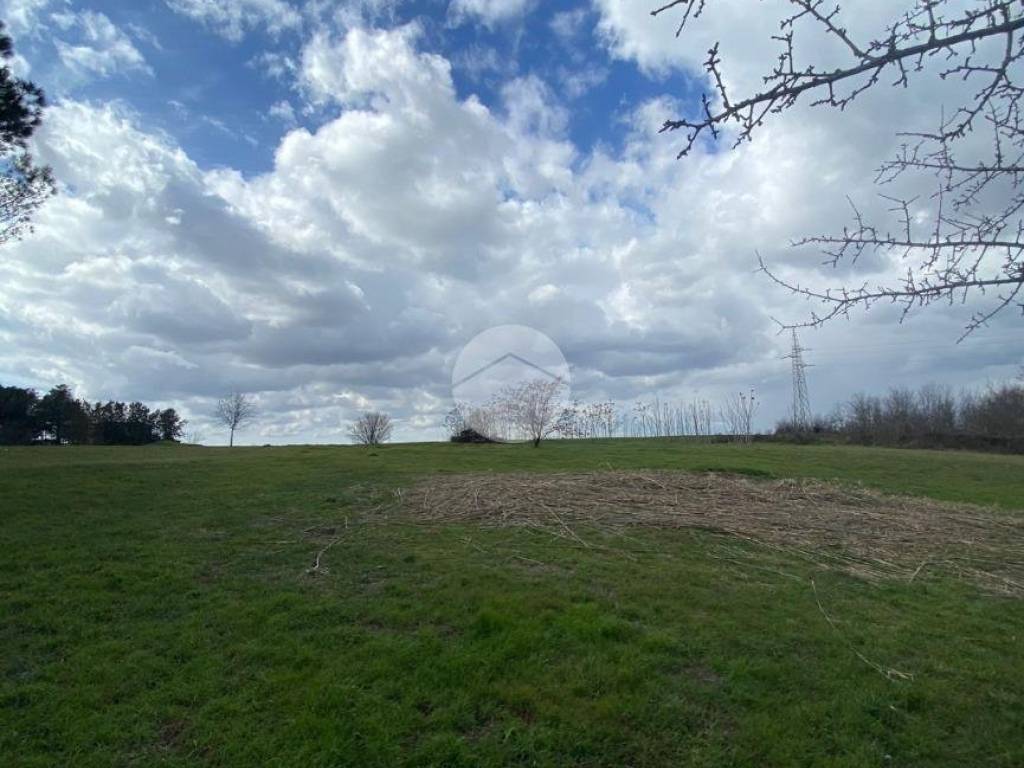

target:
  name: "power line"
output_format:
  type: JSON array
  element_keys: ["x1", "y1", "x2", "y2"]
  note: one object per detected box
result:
[{"x1": 779, "y1": 332, "x2": 1024, "y2": 366}]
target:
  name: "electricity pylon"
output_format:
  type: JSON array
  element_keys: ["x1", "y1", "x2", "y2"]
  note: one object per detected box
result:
[{"x1": 783, "y1": 329, "x2": 812, "y2": 429}]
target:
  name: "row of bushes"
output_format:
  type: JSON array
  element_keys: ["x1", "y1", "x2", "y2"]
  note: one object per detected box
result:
[
  {"x1": 0, "y1": 383, "x2": 185, "y2": 445},
  {"x1": 776, "y1": 382, "x2": 1024, "y2": 452}
]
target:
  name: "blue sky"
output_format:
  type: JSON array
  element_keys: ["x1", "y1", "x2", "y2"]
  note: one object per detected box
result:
[
  {"x1": 1, "y1": 0, "x2": 1021, "y2": 443},
  {"x1": 12, "y1": 0, "x2": 700, "y2": 175}
]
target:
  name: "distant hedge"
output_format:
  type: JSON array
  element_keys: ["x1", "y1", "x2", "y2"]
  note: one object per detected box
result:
[{"x1": 774, "y1": 382, "x2": 1024, "y2": 454}]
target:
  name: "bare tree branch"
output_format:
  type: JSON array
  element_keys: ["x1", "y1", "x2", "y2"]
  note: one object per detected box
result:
[
  {"x1": 657, "y1": 0, "x2": 1024, "y2": 336},
  {"x1": 659, "y1": 1, "x2": 1024, "y2": 157}
]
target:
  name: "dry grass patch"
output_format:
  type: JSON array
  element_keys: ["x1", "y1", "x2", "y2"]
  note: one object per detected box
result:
[{"x1": 402, "y1": 471, "x2": 1024, "y2": 594}]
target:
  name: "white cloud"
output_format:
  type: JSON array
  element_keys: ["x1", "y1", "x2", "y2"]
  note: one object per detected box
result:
[
  {"x1": 268, "y1": 99, "x2": 297, "y2": 125},
  {"x1": 557, "y1": 63, "x2": 607, "y2": 100},
  {"x1": 51, "y1": 10, "x2": 152, "y2": 80},
  {"x1": 165, "y1": 0, "x2": 301, "y2": 41},
  {"x1": 251, "y1": 50, "x2": 297, "y2": 81},
  {"x1": 595, "y1": 0, "x2": 814, "y2": 81},
  {"x1": 126, "y1": 22, "x2": 163, "y2": 51},
  {"x1": 550, "y1": 7, "x2": 589, "y2": 40},
  {"x1": 449, "y1": 0, "x2": 534, "y2": 27},
  {"x1": 501, "y1": 75, "x2": 568, "y2": 136},
  {"x1": 2, "y1": 15, "x2": 1020, "y2": 444},
  {"x1": 453, "y1": 43, "x2": 512, "y2": 83},
  {"x1": 593, "y1": 0, "x2": 920, "y2": 119},
  {"x1": 0, "y1": 0, "x2": 56, "y2": 36},
  {"x1": 298, "y1": 23, "x2": 452, "y2": 108},
  {"x1": 6, "y1": 51, "x2": 31, "y2": 77}
]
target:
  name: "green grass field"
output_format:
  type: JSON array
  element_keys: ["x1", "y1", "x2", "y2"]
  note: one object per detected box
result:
[{"x1": 2, "y1": 440, "x2": 1023, "y2": 767}]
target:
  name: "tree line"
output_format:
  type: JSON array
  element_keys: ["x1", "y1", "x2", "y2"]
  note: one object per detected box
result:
[
  {"x1": 446, "y1": 383, "x2": 761, "y2": 446},
  {"x1": 781, "y1": 381, "x2": 1024, "y2": 452},
  {"x1": 0, "y1": 383, "x2": 185, "y2": 446},
  {"x1": 550, "y1": 393, "x2": 760, "y2": 443},
  {"x1": 444, "y1": 374, "x2": 1024, "y2": 454}
]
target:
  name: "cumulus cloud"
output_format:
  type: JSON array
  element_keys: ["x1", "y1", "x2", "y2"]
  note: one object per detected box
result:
[
  {"x1": 51, "y1": 10, "x2": 152, "y2": 80},
  {"x1": 1, "y1": 95, "x2": 463, "y2": 440},
  {"x1": 298, "y1": 22, "x2": 452, "y2": 107},
  {"x1": 3, "y1": 8, "x2": 1021, "y2": 444}
]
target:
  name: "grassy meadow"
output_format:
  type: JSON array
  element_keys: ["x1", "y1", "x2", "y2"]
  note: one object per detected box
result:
[{"x1": 2, "y1": 440, "x2": 1023, "y2": 767}]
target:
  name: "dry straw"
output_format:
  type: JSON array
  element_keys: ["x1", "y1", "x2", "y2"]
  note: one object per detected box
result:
[{"x1": 401, "y1": 471, "x2": 1024, "y2": 595}]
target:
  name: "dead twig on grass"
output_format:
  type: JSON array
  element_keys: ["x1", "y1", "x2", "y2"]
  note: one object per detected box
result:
[
  {"x1": 812, "y1": 579, "x2": 914, "y2": 682},
  {"x1": 305, "y1": 515, "x2": 349, "y2": 576},
  {"x1": 307, "y1": 536, "x2": 342, "y2": 575}
]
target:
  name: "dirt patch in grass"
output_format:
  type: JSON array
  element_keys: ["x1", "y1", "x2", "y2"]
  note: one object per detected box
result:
[
  {"x1": 683, "y1": 663, "x2": 723, "y2": 687},
  {"x1": 401, "y1": 471, "x2": 1024, "y2": 594},
  {"x1": 156, "y1": 718, "x2": 189, "y2": 751}
]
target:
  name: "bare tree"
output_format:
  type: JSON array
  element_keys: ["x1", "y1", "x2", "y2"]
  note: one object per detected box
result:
[
  {"x1": 655, "y1": 0, "x2": 1024, "y2": 337},
  {"x1": 503, "y1": 378, "x2": 567, "y2": 447},
  {"x1": 214, "y1": 392, "x2": 257, "y2": 447},
  {"x1": 555, "y1": 399, "x2": 582, "y2": 439},
  {"x1": 687, "y1": 397, "x2": 715, "y2": 439},
  {"x1": 833, "y1": 380, "x2": 1024, "y2": 445},
  {"x1": 960, "y1": 381, "x2": 1024, "y2": 437},
  {"x1": 452, "y1": 400, "x2": 510, "y2": 441},
  {"x1": 444, "y1": 406, "x2": 467, "y2": 439},
  {"x1": 349, "y1": 411, "x2": 394, "y2": 446},
  {"x1": 721, "y1": 389, "x2": 759, "y2": 443}
]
